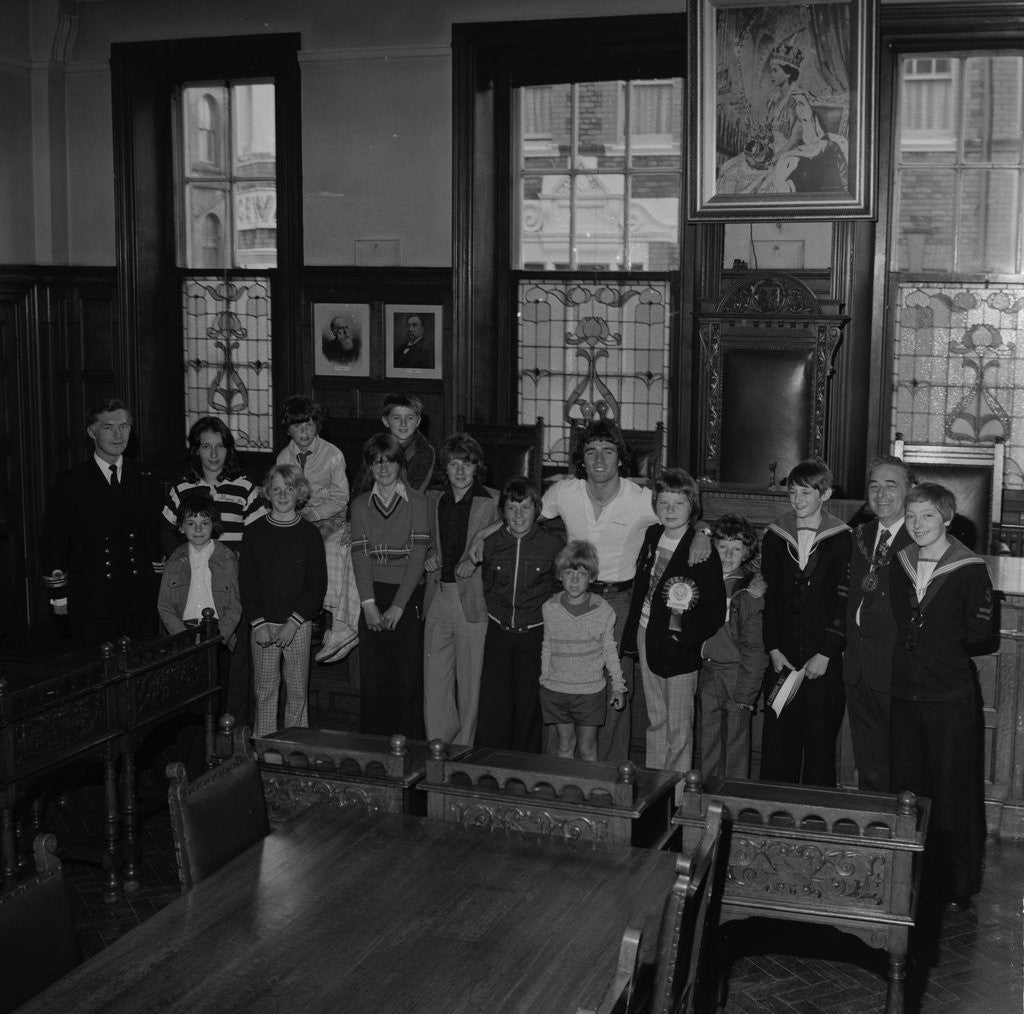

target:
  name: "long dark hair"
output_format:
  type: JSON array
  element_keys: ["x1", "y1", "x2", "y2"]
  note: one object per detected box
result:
[
  {"x1": 185, "y1": 416, "x2": 244, "y2": 482},
  {"x1": 355, "y1": 433, "x2": 408, "y2": 493}
]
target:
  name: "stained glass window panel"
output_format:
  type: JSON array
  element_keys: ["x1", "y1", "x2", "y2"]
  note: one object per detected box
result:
[
  {"x1": 891, "y1": 281, "x2": 1024, "y2": 486},
  {"x1": 183, "y1": 276, "x2": 273, "y2": 452},
  {"x1": 518, "y1": 278, "x2": 670, "y2": 469}
]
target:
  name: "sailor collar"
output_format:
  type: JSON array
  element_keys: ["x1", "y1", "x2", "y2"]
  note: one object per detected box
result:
[
  {"x1": 765, "y1": 510, "x2": 850, "y2": 555},
  {"x1": 896, "y1": 535, "x2": 988, "y2": 606}
]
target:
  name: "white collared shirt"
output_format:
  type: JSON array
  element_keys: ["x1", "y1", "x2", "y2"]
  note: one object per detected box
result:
[
  {"x1": 541, "y1": 476, "x2": 656, "y2": 582},
  {"x1": 372, "y1": 480, "x2": 409, "y2": 504},
  {"x1": 875, "y1": 516, "x2": 905, "y2": 552},
  {"x1": 183, "y1": 541, "x2": 217, "y2": 622},
  {"x1": 96, "y1": 453, "x2": 124, "y2": 484}
]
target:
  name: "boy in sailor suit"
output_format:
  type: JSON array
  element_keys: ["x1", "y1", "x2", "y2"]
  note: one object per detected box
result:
[
  {"x1": 760, "y1": 459, "x2": 851, "y2": 786},
  {"x1": 889, "y1": 482, "x2": 993, "y2": 910}
]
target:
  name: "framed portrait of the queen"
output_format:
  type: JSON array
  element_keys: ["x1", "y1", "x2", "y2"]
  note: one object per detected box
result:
[{"x1": 688, "y1": 0, "x2": 878, "y2": 220}]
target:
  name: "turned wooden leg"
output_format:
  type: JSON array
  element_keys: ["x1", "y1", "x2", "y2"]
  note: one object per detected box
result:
[
  {"x1": 102, "y1": 746, "x2": 123, "y2": 904},
  {"x1": 205, "y1": 704, "x2": 217, "y2": 769},
  {"x1": 121, "y1": 747, "x2": 140, "y2": 891},
  {"x1": 1, "y1": 805, "x2": 17, "y2": 887},
  {"x1": 30, "y1": 793, "x2": 45, "y2": 832},
  {"x1": 886, "y1": 951, "x2": 906, "y2": 1014}
]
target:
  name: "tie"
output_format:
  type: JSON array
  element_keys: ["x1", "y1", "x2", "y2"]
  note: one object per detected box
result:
[
  {"x1": 873, "y1": 528, "x2": 891, "y2": 563},
  {"x1": 109, "y1": 463, "x2": 120, "y2": 488},
  {"x1": 297, "y1": 451, "x2": 311, "y2": 472}
]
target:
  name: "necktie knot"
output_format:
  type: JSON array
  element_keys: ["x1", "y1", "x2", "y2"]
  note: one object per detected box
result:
[
  {"x1": 109, "y1": 463, "x2": 120, "y2": 488},
  {"x1": 297, "y1": 451, "x2": 311, "y2": 471}
]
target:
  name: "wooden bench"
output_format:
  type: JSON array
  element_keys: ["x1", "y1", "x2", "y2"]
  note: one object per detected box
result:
[
  {"x1": 253, "y1": 728, "x2": 471, "y2": 821},
  {"x1": 0, "y1": 616, "x2": 221, "y2": 899},
  {"x1": 421, "y1": 743, "x2": 680, "y2": 848},
  {"x1": 672, "y1": 773, "x2": 929, "y2": 1014}
]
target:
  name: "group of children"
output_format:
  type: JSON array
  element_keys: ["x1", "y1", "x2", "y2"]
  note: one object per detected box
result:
[{"x1": 156, "y1": 404, "x2": 993, "y2": 903}]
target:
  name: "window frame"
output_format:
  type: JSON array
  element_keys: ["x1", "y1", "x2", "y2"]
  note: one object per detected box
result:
[
  {"x1": 452, "y1": 14, "x2": 687, "y2": 457},
  {"x1": 111, "y1": 34, "x2": 301, "y2": 474}
]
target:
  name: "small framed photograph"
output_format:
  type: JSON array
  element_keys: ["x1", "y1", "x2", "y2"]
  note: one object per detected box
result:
[
  {"x1": 386, "y1": 305, "x2": 443, "y2": 380},
  {"x1": 688, "y1": 0, "x2": 878, "y2": 220},
  {"x1": 313, "y1": 303, "x2": 371, "y2": 377}
]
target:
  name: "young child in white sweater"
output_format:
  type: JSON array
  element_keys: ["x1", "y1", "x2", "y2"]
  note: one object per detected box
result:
[{"x1": 540, "y1": 540, "x2": 625, "y2": 761}]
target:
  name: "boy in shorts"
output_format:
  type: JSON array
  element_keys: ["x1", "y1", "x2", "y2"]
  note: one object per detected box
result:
[{"x1": 540, "y1": 540, "x2": 625, "y2": 761}]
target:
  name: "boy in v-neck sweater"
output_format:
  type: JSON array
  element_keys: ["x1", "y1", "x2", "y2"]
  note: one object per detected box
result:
[{"x1": 540, "y1": 541, "x2": 625, "y2": 761}]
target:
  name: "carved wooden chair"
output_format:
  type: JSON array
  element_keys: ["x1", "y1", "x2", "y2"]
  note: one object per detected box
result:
[
  {"x1": 166, "y1": 720, "x2": 269, "y2": 891},
  {"x1": 576, "y1": 926, "x2": 643, "y2": 1014},
  {"x1": 650, "y1": 800, "x2": 724, "y2": 1014},
  {"x1": 893, "y1": 434, "x2": 1005, "y2": 553},
  {"x1": 0, "y1": 833, "x2": 81, "y2": 1013},
  {"x1": 456, "y1": 415, "x2": 545, "y2": 490}
]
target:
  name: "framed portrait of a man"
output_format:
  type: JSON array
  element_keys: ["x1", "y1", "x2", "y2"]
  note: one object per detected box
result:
[
  {"x1": 688, "y1": 0, "x2": 878, "y2": 220},
  {"x1": 313, "y1": 303, "x2": 371, "y2": 377},
  {"x1": 386, "y1": 305, "x2": 443, "y2": 380}
]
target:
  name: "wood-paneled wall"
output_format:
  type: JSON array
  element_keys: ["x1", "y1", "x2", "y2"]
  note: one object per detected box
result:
[{"x1": 0, "y1": 266, "x2": 119, "y2": 641}]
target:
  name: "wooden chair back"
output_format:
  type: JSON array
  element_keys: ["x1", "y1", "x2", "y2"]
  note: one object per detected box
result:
[
  {"x1": 456, "y1": 415, "x2": 545, "y2": 490},
  {"x1": 0, "y1": 833, "x2": 81, "y2": 1013},
  {"x1": 893, "y1": 435, "x2": 1005, "y2": 553},
  {"x1": 325, "y1": 416, "x2": 388, "y2": 488},
  {"x1": 166, "y1": 721, "x2": 269, "y2": 891},
  {"x1": 650, "y1": 800, "x2": 724, "y2": 1014},
  {"x1": 577, "y1": 926, "x2": 643, "y2": 1014}
]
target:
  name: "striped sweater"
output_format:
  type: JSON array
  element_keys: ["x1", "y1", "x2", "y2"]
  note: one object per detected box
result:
[{"x1": 540, "y1": 593, "x2": 625, "y2": 696}]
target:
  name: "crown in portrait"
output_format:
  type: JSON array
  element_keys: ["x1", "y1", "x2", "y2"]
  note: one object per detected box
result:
[{"x1": 769, "y1": 41, "x2": 804, "y2": 71}]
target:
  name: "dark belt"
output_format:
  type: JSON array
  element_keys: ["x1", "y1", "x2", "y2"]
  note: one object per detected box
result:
[{"x1": 591, "y1": 580, "x2": 633, "y2": 594}]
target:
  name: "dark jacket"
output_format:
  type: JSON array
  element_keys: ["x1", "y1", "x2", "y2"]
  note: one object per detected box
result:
[
  {"x1": 843, "y1": 520, "x2": 913, "y2": 691},
  {"x1": 481, "y1": 523, "x2": 563, "y2": 629},
  {"x1": 621, "y1": 524, "x2": 726, "y2": 676},
  {"x1": 700, "y1": 566, "x2": 767, "y2": 706},
  {"x1": 890, "y1": 536, "x2": 994, "y2": 702},
  {"x1": 40, "y1": 457, "x2": 162, "y2": 619},
  {"x1": 424, "y1": 484, "x2": 500, "y2": 623},
  {"x1": 761, "y1": 510, "x2": 851, "y2": 666}
]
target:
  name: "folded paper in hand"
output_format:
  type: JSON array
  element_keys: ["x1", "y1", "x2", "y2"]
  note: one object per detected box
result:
[{"x1": 767, "y1": 667, "x2": 805, "y2": 717}]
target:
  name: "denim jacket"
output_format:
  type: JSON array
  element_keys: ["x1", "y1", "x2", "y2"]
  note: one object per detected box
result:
[{"x1": 157, "y1": 540, "x2": 241, "y2": 647}]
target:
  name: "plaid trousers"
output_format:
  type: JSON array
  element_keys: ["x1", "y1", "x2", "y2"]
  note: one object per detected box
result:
[{"x1": 251, "y1": 620, "x2": 313, "y2": 737}]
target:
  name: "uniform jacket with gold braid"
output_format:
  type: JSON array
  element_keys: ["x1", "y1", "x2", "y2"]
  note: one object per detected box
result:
[{"x1": 41, "y1": 457, "x2": 163, "y2": 620}]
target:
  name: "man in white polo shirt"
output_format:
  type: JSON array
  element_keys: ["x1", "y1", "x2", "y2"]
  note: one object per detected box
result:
[{"x1": 540, "y1": 420, "x2": 709, "y2": 763}]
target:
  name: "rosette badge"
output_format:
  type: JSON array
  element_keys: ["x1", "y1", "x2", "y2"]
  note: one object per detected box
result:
[{"x1": 663, "y1": 576, "x2": 699, "y2": 632}]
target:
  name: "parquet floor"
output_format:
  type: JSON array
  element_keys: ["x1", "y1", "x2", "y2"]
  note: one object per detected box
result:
[{"x1": 27, "y1": 769, "x2": 1023, "y2": 1014}]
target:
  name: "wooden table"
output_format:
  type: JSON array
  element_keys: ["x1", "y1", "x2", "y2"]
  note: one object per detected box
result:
[{"x1": 23, "y1": 806, "x2": 679, "y2": 1013}]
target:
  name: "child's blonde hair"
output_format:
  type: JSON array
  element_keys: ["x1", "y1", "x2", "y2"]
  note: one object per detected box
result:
[
  {"x1": 555, "y1": 540, "x2": 599, "y2": 581},
  {"x1": 262, "y1": 463, "x2": 311, "y2": 509}
]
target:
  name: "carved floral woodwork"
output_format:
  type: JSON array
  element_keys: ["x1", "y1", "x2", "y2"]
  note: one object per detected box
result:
[
  {"x1": 695, "y1": 271, "x2": 848, "y2": 485},
  {"x1": 674, "y1": 775, "x2": 929, "y2": 1014},
  {"x1": 422, "y1": 744, "x2": 680, "y2": 848}
]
